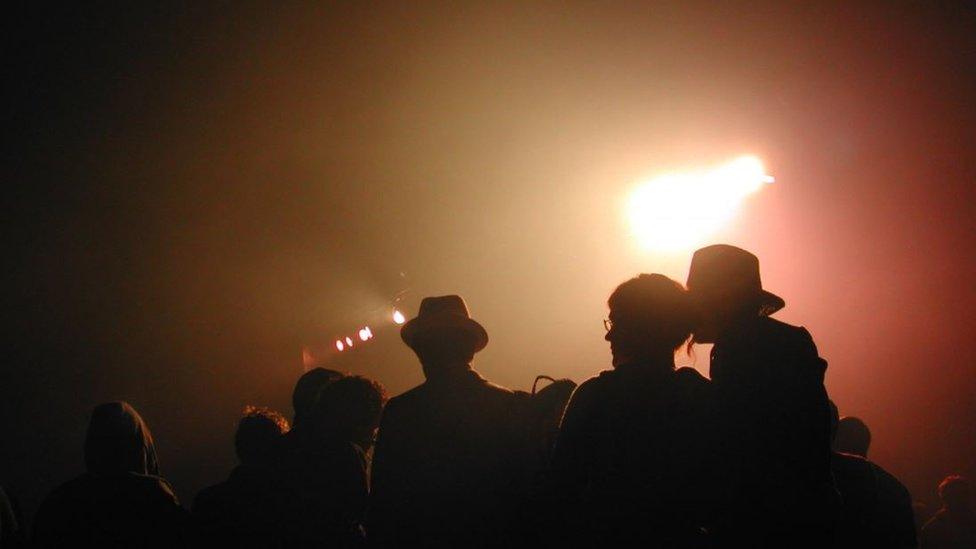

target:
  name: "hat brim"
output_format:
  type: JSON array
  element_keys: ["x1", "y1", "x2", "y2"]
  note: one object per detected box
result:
[
  {"x1": 759, "y1": 290, "x2": 785, "y2": 316},
  {"x1": 400, "y1": 314, "x2": 489, "y2": 353}
]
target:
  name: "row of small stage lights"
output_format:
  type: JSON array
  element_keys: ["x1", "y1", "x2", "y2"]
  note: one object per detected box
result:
[{"x1": 335, "y1": 309, "x2": 407, "y2": 352}]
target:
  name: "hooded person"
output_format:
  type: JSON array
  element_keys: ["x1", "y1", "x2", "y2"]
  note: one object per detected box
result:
[
  {"x1": 368, "y1": 295, "x2": 530, "y2": 548},
  {"x1": 686, "y1": 245, "x2": 837, "y2": 546},
  {"x1": 32, "y1": 402, "x2": 186, "y2": 548}
]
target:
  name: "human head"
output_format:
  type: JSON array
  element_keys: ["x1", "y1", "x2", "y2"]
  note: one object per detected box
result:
[
  {"x1": 835, "y1": 416, "x2": 871, "y2": 458},
  {"x1": 400, "y1": 295, "x2": 488, "y2": 378},
  {"x1": 84, "y1": 401, "x2": 159, "y2": 476},
  {"x1": 938, "y1": 475, "x2": 971, "y2": 512},
  {"x1": 234, "y1": 406, "x2": 290, "y2": 466},
  {"x1": 686, "y1": 244, "x2": 784, "y2": 343},
  {"x1": 605, "y1": 274, "x2": 693, "y2": 368},
  {"x1": 292, "y1": 368, "x2": 344, "y2": 425},
  {"x1": 308, "y1": 375, "x2": 387, "y2": 450}
]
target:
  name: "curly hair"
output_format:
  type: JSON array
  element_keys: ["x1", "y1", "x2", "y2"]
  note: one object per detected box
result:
[
  {"x1": 608, "y1": 273, "x2": 694, "y2": 352},
  {"x1": 309, "y1": 375, "x2": 387, "y2": 449},
  {"x1": 235, "y1": 406, "x2": 290, "y2": 464}
]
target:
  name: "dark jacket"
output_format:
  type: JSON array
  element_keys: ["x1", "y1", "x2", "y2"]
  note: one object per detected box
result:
[
  {"x1": 193, "y1": 464, "x2": 282, "y2": 548},
  {"x1": 548, "y1": 364, "x2": 713, "y2": 547},
  {"x1": 32, "y1": 402, "x2": 186, "y2": 548},
  {"x1": 832, "y1": 451, "x2": 917, "y2": 548},
  {"x1": 709, "y1": 316, "x2": 836, "y2": 544},
  {"x1": 368, "y1": 367, "x2": 529, "y2": 548},
  {"x1": 273, "y1": 430, "x2": 369, "y2": 547}
]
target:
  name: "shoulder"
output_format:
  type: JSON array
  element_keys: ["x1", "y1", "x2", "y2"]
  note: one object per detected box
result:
[
  {"x1": 758, "y1": 317, "x2": 819, "y2": 347},
  {"x1": 564, "y1": 372, "x2": 614, "y2": 408},
  {"x1": 383, "y1": 385, "x2": 425, "y2": 413},
  {"x1": 127, "y1": 473, "x2": 181, "y2": 505},
  {"x1": 41, "y1": 474, "x2": 94, "y2": 504},
  {"x1": 868, "y1": 461, "x2": 912, "y2": 500}
]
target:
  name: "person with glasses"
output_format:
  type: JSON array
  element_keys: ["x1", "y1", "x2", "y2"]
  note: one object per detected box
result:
[{"x1": 547, "y1": 274, "x2": 714, "y2": 547}]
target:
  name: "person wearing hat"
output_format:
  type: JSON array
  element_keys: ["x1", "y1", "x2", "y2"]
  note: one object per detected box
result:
[
  {"x1": 686, "y1": 244, "x2": 837, "y2": 546},
  {"x1": 368, "y1": 295, "x2": 529, "y2": 548}
]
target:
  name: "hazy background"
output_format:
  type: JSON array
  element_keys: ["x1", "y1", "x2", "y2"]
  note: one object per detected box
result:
[{"x1": 4, "y1": 1, "x2": 975, "y2": 523}]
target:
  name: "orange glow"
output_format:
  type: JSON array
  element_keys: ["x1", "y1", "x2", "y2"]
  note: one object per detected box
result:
[{"x1": 627, "y1": 155, "x2": 773, "y2": 252}]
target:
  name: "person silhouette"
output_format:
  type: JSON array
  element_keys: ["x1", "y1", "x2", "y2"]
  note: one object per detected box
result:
[
  {"x1": 548, "y1": 274, "x2": 713, "y2": 547},
  {"x1": 685, "y1": 244, "x2": 836, "y2": 546},
  {"x1": 921, "y1": 475, "x2": 976, "y2": 549},
  {"x1": 368, "y1": 295, "x2": 529, "y2": 548},
  {"x1": 193, "y1": 406, "x2": 290, "y2": 547},
  {"x1": 828, "y1": 402, "x2": 917, "y2": 548},
  {"x1": 291, "y1": 367, "x2": 344, "y2": 427},
  {"x1": 834, "y1": 416, "x2": 871, "y2": 458},
  {"x1": 32, "y1": 402, "x2": 186, "y2": 548},
  {"x1": 275, "y1": 375, "x2": 385, "y2": 547}
]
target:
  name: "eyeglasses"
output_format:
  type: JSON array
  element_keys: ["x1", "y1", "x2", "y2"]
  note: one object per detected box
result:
[{"x1": 603, "y1": 318, "x2": 613, "y2": 332}]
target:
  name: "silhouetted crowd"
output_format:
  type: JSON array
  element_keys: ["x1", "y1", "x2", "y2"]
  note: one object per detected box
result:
[{"x1": 3, "y1": 245, "x2": 974, "y2": 548}]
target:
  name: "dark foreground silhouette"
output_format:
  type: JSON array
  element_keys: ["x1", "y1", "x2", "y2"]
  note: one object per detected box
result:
[
  {"x1": 368, "y1": 295, "x2": 532, "y2": 548},
  {"x1": 32, "y1": 402, "x2": 186, "y2": 548},
  {"x1": 25, "y1": 245, "x2": 970, "y2": 548},
  {"x1": 548, "y1": 274, "x2": 714, "y2": 547}
]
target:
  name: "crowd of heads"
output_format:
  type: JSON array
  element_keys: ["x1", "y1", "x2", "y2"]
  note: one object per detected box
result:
[{"x1": 4, "y1": 244, "x2": 972, "y2": 548}]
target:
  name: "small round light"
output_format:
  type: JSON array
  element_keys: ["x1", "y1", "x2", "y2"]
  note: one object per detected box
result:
[
  {"x1": 335, "y1": 340, "x2": 345, "y2": 351},
  {"x1": 345, "y1": 337, "x2": 354, "y2": 347},
  {"x1": 393, "y1": 310, "x2": 406, "y2": 324}
]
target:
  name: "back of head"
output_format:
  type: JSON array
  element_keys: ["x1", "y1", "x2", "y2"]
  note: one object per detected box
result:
[
  {"x1": 608, "y1": 274, "x2": 694, "y2": 354},
  {"x1": 410, "y1": 328, "x2": 479, "y2": 372},
  {"x1": 84, "y1": 401, "x2": 159, "y2": 476},
  {"x1": 835, "y1": 416, "x2": 871, "y2": 458},
  {"x1": 292, "y1": 368, "x2": 344, "y2": 425},
  {"x1": 308, "y1": 375, "x2": 387, "y2": 450},
  {"x1": 235, "y1": 406, "x2": 290, "y2": 466},
  {"x1": 939, "y1": 475, "x2": 972, "y2": 512}
]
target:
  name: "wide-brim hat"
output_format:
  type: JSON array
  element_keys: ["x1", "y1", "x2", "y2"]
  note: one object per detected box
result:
[
  {"x1": 400, "y1": 295, "x2": 489, "y2": 353},
  {"x1": 687, "y1": 244, "x2": 785, "y2": 316}
]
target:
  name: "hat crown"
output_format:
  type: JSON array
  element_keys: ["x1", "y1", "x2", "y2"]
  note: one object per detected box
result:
[
  {"x1": 417, "y1": 295, "x2": 472, "y2": 319},
  {"x1": 687, "y1": 244, "x2": 762, "y2": 292},
  {"x1": 687, "y1": 244, "x2": 785, "y2": 315},
  {"x1": 400, "y1": 295, "x2": 489, "y2": 353}
]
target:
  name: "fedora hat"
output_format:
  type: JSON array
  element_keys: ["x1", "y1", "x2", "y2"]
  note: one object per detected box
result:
[
  {"x1": 686, "y1": 244, "x2": 785, "y2": 316},
  {"x1": 400, "y1": 295, "x2": 489, "y2": 352}
]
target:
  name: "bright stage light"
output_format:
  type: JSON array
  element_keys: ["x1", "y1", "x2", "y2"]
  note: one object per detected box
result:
[
  {"x1": 392, "y1": 310, "x2": 406, "y2": 325},
  {"x1": 627, "y1": 155, "x2": 773, "y2": 252},
  {"x1": 358, "y1": 327, "x2": 371, "y2": 341},
  {"x1": 345, "y1": 337, "x2": 354, "y2": 347},
  {"x1": 335, "y1": 340, "x2": 345, "y2": 352}
]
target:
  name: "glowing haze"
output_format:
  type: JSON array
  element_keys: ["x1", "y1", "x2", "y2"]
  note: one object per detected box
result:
[{"x1": 628, "y1": 156, "x2": 774, "y2": 252}]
